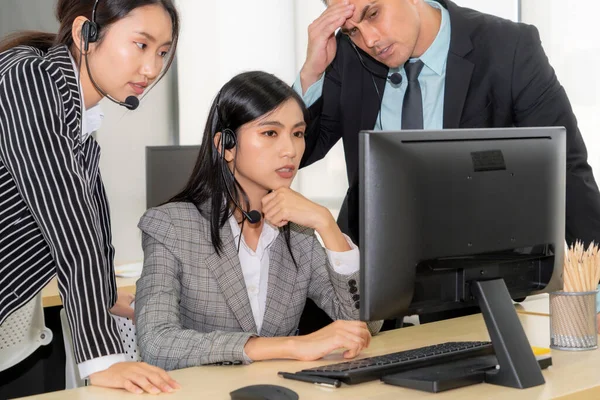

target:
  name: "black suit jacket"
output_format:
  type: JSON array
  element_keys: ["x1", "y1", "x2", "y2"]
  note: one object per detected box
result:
[{"x1": 301, "y1": 0, "x2": 600, "y2": 246}]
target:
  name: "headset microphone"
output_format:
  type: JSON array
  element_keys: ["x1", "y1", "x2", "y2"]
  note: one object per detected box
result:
[
  {"x1": 388, "y1": 72, "x2": 402, "y2": 85},
  {"x1": 244, "y1": 210, "x2": 262, "y2": 224},
  {"x1": 123, "y1": 95, "x2": 140, "y2": 110}
]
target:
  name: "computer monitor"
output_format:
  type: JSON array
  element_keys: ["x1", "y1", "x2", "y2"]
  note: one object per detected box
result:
[
  {"x1": 146, "y1": 145, "x2": 200, "y2": 209},
  {"x1": 359, "y1": 127, "x2": 566, "y2": 389}
]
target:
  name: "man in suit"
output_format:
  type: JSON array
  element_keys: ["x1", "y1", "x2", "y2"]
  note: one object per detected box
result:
[{"x1": 294, "y1": 0, "x2": 600, "y2": 330}]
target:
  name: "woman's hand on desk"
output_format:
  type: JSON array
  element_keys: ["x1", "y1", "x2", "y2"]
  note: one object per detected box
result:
[
  {"x1": 293, "y1": 320, "x2": 372, "y2": 361},
  {"x1": 89, "y1": 361, "x2": 180, "y2": 394},
  {"x1": 245, "y1": 320, "x2": 371, "y2": 362}
]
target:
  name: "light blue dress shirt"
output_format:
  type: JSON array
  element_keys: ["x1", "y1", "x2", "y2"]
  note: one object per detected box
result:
[{"x1": 293, "y1": 0, "x2": 451, "y2": 130}]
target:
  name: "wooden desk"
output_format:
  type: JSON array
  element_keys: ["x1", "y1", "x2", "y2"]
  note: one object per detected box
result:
[
  {"x1": 41, "y1": 277, "x2": 138, "y2": 308},
  {"x1": 515, "y1": 294, "x2": 550, "y2": 316},
  {"x1": 19, "y1": 313, "x2": 600, "y2": 400}
]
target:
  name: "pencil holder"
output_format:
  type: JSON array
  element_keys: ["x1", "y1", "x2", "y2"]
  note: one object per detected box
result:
[{"x1": 549, "y1": 290, "x2": 598, "y2": 351}]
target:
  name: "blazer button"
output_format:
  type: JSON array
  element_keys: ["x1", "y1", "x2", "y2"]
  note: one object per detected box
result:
[
  {"x1": 349, "y1": 286, "x2": 358, "y2": 294},
  {"x1": 348, "y1": 279, "x2": 357, "y2": 287},
  {"x1": 354, "y1": 301, "x2": 360, "y2": 309},
  {"x1": 352, "y1": 294, "x2": 360, "y2": 302}
]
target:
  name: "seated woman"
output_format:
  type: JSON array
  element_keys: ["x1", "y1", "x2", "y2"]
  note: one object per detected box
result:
[{"x1": 135, "y1": 71, "x2": 382, "y2": 370}]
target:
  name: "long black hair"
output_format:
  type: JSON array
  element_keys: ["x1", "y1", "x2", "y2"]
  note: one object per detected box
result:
[
  {"x1": 169, "y1": 71, "x2": 310, "y2": 259},
  {"x1": 0, "y1": 0, "x2": 179, "y2": 84}
]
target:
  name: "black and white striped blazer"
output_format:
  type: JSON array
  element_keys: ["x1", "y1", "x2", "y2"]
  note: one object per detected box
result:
[{"x1": 0, "y1": 44, "x2": 123, "y2": 363}]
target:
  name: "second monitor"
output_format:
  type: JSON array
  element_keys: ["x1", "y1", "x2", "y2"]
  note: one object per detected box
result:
[{"x1": 146, "y1": 145, "x2": 201, "y2": 209}]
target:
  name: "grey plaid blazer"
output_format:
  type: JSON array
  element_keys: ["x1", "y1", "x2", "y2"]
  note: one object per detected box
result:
[{"x1": 135, "y1": 202, "x2": 382, "y2": 370}]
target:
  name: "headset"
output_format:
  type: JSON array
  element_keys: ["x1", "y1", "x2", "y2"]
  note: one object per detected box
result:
[
  {"x1": 215, "y1": 93, "x2": 261, "y2": 225},
  {"x1": 80, "y1": 0, "x2": 139, "y2": 110}
]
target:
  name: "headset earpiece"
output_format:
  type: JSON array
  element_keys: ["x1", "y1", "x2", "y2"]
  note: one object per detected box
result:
[
  {"x1": 83, "y1": 0, "x2": 101, "y2": 51},
  {"x1": 221, "y1": 128, "x2": 237, "y2": 151},
  {"x1": 82, "y1": 20, "x2": 99, "y2": 52},
  {"x1": 82, "y1": 21, "x2": 98, "y2": 52}
]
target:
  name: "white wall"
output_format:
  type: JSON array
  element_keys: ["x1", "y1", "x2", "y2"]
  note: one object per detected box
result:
[
  {"x1": 175, "y1": 0, "x2": 296, "y2": 145},
  {"x1": 95, "y1": 72, "x2": 176, "y2": 265},
  {"x1": 521, "y1": 0, "x2": 600, "y2": 178},
  {"x1": 453, "y1": 0, "x2": 520, "y2": 21}
]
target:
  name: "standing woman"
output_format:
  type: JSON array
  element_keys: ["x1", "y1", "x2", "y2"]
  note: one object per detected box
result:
[{"x1": 0, "y1": 0, "x2": 180, "y2": 394}]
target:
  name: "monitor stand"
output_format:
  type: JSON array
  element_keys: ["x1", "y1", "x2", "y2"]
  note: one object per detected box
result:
[
  {"x1": 383, "y1": 278, "x2": 546, "y2": 392},
  {"x1": 473, "y1": 278, "x2": 545, "y2": 388}
]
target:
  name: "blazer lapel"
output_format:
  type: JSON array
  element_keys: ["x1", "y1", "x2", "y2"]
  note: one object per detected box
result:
[
  {"x1": 205, "y1": 221, "x2": 258, "y2": 334},
  {"x1": 442, "y1": 0, "x2": 475, "y2": 128},
  {"x1": 260, "y1": 234, "x2": 298, "y2": 337},
  {"x1": 443, "y1": 54, "x2": 474, "y2": 128},
  {"x1": 357, "y1": 44, "x2": 388, "y2": 132}
]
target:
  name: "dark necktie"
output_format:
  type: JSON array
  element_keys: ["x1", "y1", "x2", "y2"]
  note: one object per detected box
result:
[{"x1": 402, "y1": 60, "x2": 425, "y2": 129}]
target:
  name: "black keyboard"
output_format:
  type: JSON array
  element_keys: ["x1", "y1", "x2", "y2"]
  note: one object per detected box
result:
[{"x1": 300, "y1": 341, "x2": 494, "y2": 385}]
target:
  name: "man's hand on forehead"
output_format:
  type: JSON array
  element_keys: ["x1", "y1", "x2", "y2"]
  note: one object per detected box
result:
[
  {"x1": 327, "y1": 0, "x2": 357, "y2": 33},
  {"x1": 300, "y1": 0, "x2": 355, "y2": 88}
]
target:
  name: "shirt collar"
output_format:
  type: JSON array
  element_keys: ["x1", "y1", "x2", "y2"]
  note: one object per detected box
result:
[
  {"x1": 413, "y1": 0, "x2": 451, "y2": 76},
  {"x1": 67, "y1": 51, "x2": 104, "y2": 141},
  {"x1": 228, "y1": 213, "x2": 279, "y2": 251}
]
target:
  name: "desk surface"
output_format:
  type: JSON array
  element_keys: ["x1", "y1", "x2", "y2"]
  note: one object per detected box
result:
[
  {"x1": 20, "y1": 313, "x2": 600, "y2": 400},
  {"x1": 41, "y1": 276, "x2": 138, "y2": 308},
  {"x1": 42, "y1": 280, "x2": 551, "y2": 313},
  {"x1": 515, "y1": 294, "x2": 550, "y2": 316}
]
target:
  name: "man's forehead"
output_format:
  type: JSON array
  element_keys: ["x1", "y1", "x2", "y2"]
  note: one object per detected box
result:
[
  {"x1": 329, "y1": 0, "x2": 376, "y2": 21},
  {"x1": 329, "y1": 0, "x2": 385, "y2": 9},
  {"x1": 329, "y1": 0, "x2": 359, "y2": 6}
]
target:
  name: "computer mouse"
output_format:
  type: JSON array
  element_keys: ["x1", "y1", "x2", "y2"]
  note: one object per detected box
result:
[{"x1": 229, "y1": 384, "x2": 299, "y2": 400}]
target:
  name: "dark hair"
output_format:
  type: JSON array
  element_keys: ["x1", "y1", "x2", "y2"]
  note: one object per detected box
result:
[
  {"x1": 0, "y1": 0, "x2": 179, "y2": 78},
  {"x1": 170, "y1": 71, "x2": 310, "y2": 259}
]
